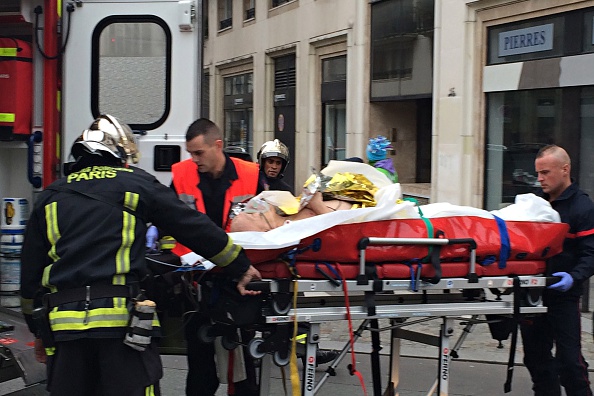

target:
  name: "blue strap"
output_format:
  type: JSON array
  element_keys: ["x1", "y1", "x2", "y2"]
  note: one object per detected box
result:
[
  {"x1": 408, "y1": 265, "x2": 416, "y2": 292},
  {"x1": 315, "y1": 262, "x2": 343, "y2": 282},
  {"x1": 480, "y1": 255, "x2": 497, "y2": 266},
  {"x1": 405, "y1": 259, "x2": 421, "y2": 292},
  {"x1": 281, "y1": 240, "x2": 322, "y2": 277},
  {"x1": 493, "y1": 215, "x2": 510, "y2": 269},
  {"x1": 415, "y1": 262, "x2": 423, "y2": 289}
]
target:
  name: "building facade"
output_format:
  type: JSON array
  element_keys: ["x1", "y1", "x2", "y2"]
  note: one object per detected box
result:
[{"x1": 203, "y1": 0, "x2": 594, "y2": 207}]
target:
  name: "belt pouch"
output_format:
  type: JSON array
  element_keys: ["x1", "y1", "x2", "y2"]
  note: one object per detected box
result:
[{"x1": 124, "y1": 300, "x2": 156, "y2": 351}]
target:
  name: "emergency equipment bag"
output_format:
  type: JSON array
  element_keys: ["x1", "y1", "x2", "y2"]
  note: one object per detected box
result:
[{"x1": 0, "y1": 38, "x2": 33, "y2": 139}]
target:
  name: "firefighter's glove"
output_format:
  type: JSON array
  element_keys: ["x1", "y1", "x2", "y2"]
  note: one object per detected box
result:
[
  {"x1": 145, "y1": 225, "x2": 159, "y2": 253},
  {"x1": 548, "y1": 272, "x2": 574, "y2": 292}
]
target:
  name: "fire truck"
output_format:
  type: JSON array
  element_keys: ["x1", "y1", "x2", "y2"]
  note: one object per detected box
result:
[{"x1": 0, "y1": 0, "x2": 204, "y2": 385}]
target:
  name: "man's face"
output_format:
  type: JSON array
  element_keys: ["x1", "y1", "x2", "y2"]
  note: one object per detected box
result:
[
  {"x1": 535, "y1": 153, "x2": 569, "y2": 200},
  {"x1": 186, "y1": 135, "x2": 222, "y2": 175},
  {"x1": 263, "y1": 157, "x2": 283, "y2": 178}
]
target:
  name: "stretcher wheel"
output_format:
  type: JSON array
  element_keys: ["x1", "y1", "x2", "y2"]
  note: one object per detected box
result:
[
  {"x1": 525, "y1": 289, "x2": 542, "y2": 307},
  {"x1": 197, "y1": 324, "x2": 216, "y2": 344},
  {"x1": 221, "y1": 334, "x2": 239, "y2": 350},
  {"x1": 273, "y1": 351, "x2": 290, "y2": 367},
  {"x1": 272, "y1": 300, "x2": 291, "y2": 315},
  {"x1": 248, "y1": 338, "x2": 266, "y2": 359}
]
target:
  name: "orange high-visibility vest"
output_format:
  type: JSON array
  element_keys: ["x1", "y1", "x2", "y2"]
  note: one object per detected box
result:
[{"x1": 170, "y1": 157, "x2": 259, "y2": 257}]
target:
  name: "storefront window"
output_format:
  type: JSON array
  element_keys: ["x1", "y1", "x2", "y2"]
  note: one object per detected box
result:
[
  {"x1": 370, "y1": 0, "x2": 434, "y2": 98},
  {"x1": 224, "y1": 109, "x2": 253, "y2": 153},
  {"x1": 321, "y1": 56, "x2": 347, "y2": 166},
  {"x1": 224, "y1": 72, "x2": 253, "y2": 153},
  {"x1": 485, "y1": 87, "x2": 593, "y2": 210},
  {"x1": 580, "y1": 87, "x2": 594, "y2": 195},
  {"x1": 583, "y1": 10, "x2": 594, "y2": 53},
  {"x1": 323, "y1": 103, "x2": 346, "y2": 165}
]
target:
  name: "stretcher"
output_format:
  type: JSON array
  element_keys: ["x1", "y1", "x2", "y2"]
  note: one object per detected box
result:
[{"x1": 199, "y1": 215, "x2": 568, "y2": 396}]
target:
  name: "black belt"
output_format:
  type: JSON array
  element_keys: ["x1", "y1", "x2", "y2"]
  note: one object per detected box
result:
[{"x1": 44, "y1": 284, "x2": 135, "y2": 309}]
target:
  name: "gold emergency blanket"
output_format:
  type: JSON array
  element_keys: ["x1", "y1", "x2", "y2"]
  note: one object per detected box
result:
[
  {"x1": 319, "y1": 172, "x2": 377, "y2": 205},
  {"x1": 282, "y1": 171, "x2": 377, "y2": 215}
]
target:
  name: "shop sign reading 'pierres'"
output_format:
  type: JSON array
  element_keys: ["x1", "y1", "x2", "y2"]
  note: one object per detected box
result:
[{"x1": 498, "y1": 23, "x2": 553, "y2": 57}]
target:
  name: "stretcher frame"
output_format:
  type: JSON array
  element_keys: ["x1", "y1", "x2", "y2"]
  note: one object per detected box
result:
[{"x1": 245, "y1": 237, "x2": 551, "y2": 396}]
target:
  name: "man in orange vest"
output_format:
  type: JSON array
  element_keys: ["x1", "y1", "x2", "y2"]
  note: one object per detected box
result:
[{"x1": 171, "y1": 118, "x2": 260, "y2": 396}]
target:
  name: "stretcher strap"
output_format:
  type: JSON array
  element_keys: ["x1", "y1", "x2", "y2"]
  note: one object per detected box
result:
[
  {"x1": 290, "y1": 279, "x2": 301, "y2": 396},
  {"x1": 227, "y1": 349, "x2": 235, "y2": 395},
  {"x1": 420, "y1": 217, "x2": 434, "y2": 263},
  {"x1": 480, "y1": 256, "x2": 497, "y2": 266},
  {"x1": 493, "y1": 215, "x2": 511, "y2": 269},
  {"x1": 404, "y1": 259, "x2": 422, "y2": 292},
  {"x1": 314, "y1": 262, "x2": 342, "y2": 287},
  {"x1": 280, "y1": 365, "x2": 288, "y2": 395},
  {"x1": 335, "y1": 263, "x2": 368, "y2": 396},
  {"x1": 405, "y1": 198, "x2": 435, "y2": 262},
  {"x1": 282, "y1": 240, "x2": 322, "y2": 277}
]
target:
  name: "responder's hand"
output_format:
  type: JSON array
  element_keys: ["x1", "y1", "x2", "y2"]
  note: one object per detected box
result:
[
  {"x1": 548, "y1": 272, "x2": 574, "y2": 292},
  {"x1": 34, "y1": 337, "x2": 47, "y2": 364},
  {"x1": 237, "y1": 265, "x2": 262, "y2": 296},
  {"x1": 145, "y1": 225, "x2": 159, "y2": 253}
]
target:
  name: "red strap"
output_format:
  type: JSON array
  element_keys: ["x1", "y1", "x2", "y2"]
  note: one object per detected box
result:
[
  {"x1": 227, "y1": 349, "x2": 235, "y2": 395},
  {"x1": 566, "y1": 228, "x2": 594, "y2": 239},
  {"x1": 334, "y1": 263, "x2": 368, "y2": 396}
]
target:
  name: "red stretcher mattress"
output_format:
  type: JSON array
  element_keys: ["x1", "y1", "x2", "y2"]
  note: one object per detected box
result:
[{"x1": 247, "y1": 217, "x2": 569, "y2": 280}]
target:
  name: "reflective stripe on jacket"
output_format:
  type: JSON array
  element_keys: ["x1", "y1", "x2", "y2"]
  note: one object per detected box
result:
[{"x1": 21, "y1": 164, "x2": 250, "y2": 339}]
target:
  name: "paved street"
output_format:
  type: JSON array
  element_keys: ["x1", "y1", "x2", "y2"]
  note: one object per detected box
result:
[{"x1": 2, "y1": 286, "x2": 594, "y2": 396}]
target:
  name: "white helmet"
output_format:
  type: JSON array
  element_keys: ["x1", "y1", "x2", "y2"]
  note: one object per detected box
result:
[
  {"x1": 71, "y1": 114, "x2": 140, "y2": 165},
  {"x1": 257, "y1": 139, "x2": 290, "y2": 176}
]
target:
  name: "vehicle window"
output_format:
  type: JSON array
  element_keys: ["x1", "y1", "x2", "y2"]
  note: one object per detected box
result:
[{"x1": 92, "y1": 16, "x2": 171, "y2": 129}]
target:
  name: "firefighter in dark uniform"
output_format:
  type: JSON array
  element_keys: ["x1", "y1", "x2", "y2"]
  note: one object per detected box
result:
[
  {"x1": 257, "y1": 139, "x2": 293, "y2": 193},
  {"x1": 521, "y1": 144, "x2": 594, "y2": 396},
  {"x1": 20, "y1": 114, "x2": 261, "y2": 396}
]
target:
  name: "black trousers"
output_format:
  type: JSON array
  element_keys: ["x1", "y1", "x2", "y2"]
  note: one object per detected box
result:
[
  {"x1": 185, "y1": 311, "x2": 219, "y2": 396},
  {"x1": 47, "y1": 338, "x2": 162, "y2": 396},
  {"x1": 520, "y1": 295, "x2": 592, "y2": 396}
]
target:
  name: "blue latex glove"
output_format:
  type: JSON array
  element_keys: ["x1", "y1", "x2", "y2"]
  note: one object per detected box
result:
[
  {"x1": 548, "y1": 272, "x2": 574, "y2": 292},
  {"x1": 145, "y1": 225, "x2": 159, "y2": 252}
]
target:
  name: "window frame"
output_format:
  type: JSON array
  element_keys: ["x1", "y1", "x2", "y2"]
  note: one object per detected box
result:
[
  {"x1": 90, "y1": 15, "x2": 172, "y2": 131},
  {"x1": 218, "y1": 0, "x2": 233, "y2": 31}
]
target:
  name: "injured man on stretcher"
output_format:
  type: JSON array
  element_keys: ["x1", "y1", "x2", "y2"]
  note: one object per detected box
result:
[
  {"x1": 230, "y1": 191, "x2": 352, "y2": 232},
  {"x1": 230, "y1": 160, "x2": 386, "y2": 232},
  {"x1": 226, "y1": 160, "x2": 561, "y2": 251}
]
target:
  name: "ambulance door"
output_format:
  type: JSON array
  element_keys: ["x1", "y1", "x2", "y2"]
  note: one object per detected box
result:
[{"x1": 62, "y1": 0, "x2": 202, "y2": 185}]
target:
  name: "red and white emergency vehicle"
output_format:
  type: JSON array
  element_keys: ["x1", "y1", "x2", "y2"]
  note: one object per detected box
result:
[{"x1": 0, "y1": 0, "x2": 204, "y2": 384}]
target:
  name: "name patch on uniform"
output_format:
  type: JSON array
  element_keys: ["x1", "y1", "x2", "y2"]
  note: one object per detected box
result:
[{"x1": 67, "y1": 166, "x2": 130, "y2": 183}]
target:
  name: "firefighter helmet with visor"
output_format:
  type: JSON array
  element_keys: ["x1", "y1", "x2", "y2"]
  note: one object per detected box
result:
[
  {"x1": 257, "y1": 139, "x2": 290, "y2": 176},
  {"x1": 71, "y1": 114, "x2": 140, "y2": 165}
]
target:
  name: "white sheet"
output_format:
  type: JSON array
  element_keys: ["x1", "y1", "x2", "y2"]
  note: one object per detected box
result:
[{"x1": 228, "y1": 161, "x2": 560, "y2": 250}]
